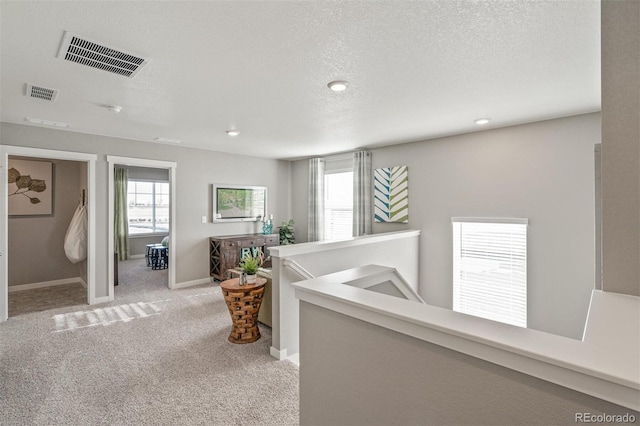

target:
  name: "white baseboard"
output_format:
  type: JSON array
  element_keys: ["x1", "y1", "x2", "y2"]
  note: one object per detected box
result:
[
  {"x1": 172, "y1": 278, "x2": 212, "y2": 289},
  {"x1": 9, "y1": 277, "x2": 84, "y2": 293},
  {"x1": 270, "y1": 346, "x2": 287, "y2": 360},
  {"x1": 79, "y1": 277, "x2": 88, "y2": 289},
  {"x1": 91, "y1": 296, "x2": 111, "y2": 304},
  {"x1": 130, "y1": 254, "x2": 145, "y2": 259},
  {"x1": 268, "y1": 347, "x2": 299, "y2": 365},
  {"x1": 287, "y1": 353, "x2": 300, "y2": 366}
]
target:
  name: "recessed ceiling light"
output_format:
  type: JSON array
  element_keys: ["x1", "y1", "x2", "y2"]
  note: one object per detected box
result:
[
  {"x1": 327, "y1": 80, "x2": 349, "y2": 92},
  {"x1": 474, "y1": 118, "x2": 491, "y2": 125},
  {"x1": 106, "y1": 105, "x2": 122, "y2": 113},
  {"x1": 226, "y1": 130, "x2": 240, "y2": 137},
  {"x1": 153, "y1": 137, "x2": 183, "y2": 144},
  {"x1": 24, "y1": 117, "x2": 70, "y2": 128}
]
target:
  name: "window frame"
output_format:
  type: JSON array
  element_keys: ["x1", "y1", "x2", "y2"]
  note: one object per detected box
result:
[{"x1": 127, "y1": 179, "x2": 170, "y2": 237}]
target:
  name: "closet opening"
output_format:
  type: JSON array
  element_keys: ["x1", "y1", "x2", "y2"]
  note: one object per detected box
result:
[{"x1": 0, "y1": 146, "x2": 97, "y2": 323}]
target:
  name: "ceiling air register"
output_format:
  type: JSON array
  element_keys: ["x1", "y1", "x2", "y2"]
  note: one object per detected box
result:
[{"x1": 57, "y1": 31, "x2": 147, "y2": 78}]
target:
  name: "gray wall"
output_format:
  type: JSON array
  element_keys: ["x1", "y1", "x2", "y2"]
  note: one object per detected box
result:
[
  {"x1": 299, "y1": 302, "x2": 638, "y2": 426},
  {"x1": 129, "y1": 236, "x2": 165, "y2": 257},
  {"x1": 292, "y1": 113, "x2": 599, "y2": 339},
  {"x1": 1, "y1": 123, "x2": 292, "y2": 297},
  {"x1": 601, "y1": 0, "x2": 640, "y2": 297},
  {"x1": 8, "y1": 158, "x2": 85, "y2": 286}
]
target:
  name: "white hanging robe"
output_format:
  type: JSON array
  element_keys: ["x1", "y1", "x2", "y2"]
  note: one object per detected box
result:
[{"x1": 64, "y1": 203, "x2": 88, "y2": 264}]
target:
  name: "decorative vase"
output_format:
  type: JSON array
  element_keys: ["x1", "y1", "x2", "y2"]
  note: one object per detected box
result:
[{"x1": 246, "y1": 274, "x2": 257, "y2": 284}]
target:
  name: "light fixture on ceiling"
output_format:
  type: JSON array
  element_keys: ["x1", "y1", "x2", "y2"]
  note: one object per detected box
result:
[
  {"x1": 154, "y1": 137, "x2": 183, "y2": 144},
  {"x1": 474, "y1": 118, "x2": 491, "y2": 125},
  {"x1": 226, "y1": 129, "x2": 240, "y2": 137},
  {"x1": 327, "y1": 80, "x2": 349, "y2": 92},
  {"x1": 106, "y1": 105, "x2": 122, "y2": 113},
  {"x1": 24, "y1": 117, "x2": 70, "y2": 128}
]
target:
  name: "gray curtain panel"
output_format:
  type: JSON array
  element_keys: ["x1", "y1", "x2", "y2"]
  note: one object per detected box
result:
[
  {"x1": 353, "y1": 151, "x2": 372, "y2": 236},
  {"x1": 114, "y1": 168, "x2": 130, "y2": 261},
  {"x1": 307, "y1": 157, "x2": 325, "y2": 242}
]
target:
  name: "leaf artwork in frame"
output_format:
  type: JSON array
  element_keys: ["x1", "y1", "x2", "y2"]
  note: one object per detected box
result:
[
  {"x1": 8, "y1": 159, "x2": 54, "y2": 216},
  {"x1": 374, "y1": 166, "x2": 408, "y2": 223}
]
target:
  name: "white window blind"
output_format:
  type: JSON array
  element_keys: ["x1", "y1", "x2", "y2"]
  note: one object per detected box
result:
[
  {"x1": 452, "y1": 218, "x2": 528, "y2": 328},
  {"x1": 324, "y1": 171, "x2": 353, "y2": 241}
]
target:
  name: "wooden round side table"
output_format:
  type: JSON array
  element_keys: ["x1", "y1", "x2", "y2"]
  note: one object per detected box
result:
[{"x1": 220, "y1": 277, "x2": 267, "y2": 344}]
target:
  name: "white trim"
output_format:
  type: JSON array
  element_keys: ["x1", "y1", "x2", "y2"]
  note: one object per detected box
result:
[
  {"x1": 172, "y1": 278, "x2": 211, "y2": 289},
  {"x1": 293, "y1": 269, "x2": 640, "y2": 411},
  {"x1": 0, "y1": 146, "x2": 97, "y2": 322},
  {"x1": 79, "y1": 277, "x2": 87, "y2": 289},
  {"x1": 107, "y1": 156, "x2": 177, "y2": 299},
  {"x1": 92, "y1": 295, "x2": 111, "y2": 304},
  {"x1": 8, "y1": 277, "x2": 84, "y2": 292},
  {"x1": 451, "y1": 217, "x2": 529, "y2": 225},
  {"x1": 269, "y1": 229, "x2": 421, "y2": 257},
  {"x1": 270, "y1": 346, "x2": 288, "y2": 360},
  {"x1": 287, "y1": 353, "x2": 300, "y2": 366}
]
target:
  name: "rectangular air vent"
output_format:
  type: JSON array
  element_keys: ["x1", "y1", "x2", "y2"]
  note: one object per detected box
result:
[
  {"x1": 26, "y1": 84, "x2": 58, "y2": 101},
  {"x1": 57, "y1": 31, "x2": 147, "y2": 78}
]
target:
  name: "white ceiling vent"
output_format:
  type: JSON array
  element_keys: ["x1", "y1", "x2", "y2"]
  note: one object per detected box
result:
[
  {"x1": 25, "y1": 84, "x2": 58, "y2": 101},
  {"x1": 57, "y1": 31, "x2": 147, "y2": 78}
]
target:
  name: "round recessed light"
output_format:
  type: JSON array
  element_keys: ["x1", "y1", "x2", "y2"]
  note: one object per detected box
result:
[
  {"x1": 107, "y1": 105, "x2": 122, "y2": 113},
  {"x1": 474, "y1": 118, "x2": 491, "y2": 125},
  {"x1": 226, "y1": 129, "x2": 240, "y2": 137},
  {"x1": 327, "y1": 80, "x2": 349, "y2": 92}
]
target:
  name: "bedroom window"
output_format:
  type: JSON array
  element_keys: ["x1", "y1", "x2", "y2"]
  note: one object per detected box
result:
[
  {"x1": 127, "y1": 180, "x2": 169, "y2": 235},
  {"x1": 452, "y1": 218, "x2": 528, "y2": 327},
  {"x1": 324, "y1": 171, "x2": 353, "y2": 240}
]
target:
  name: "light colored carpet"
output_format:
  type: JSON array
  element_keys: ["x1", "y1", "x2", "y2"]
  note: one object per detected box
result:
[{"x1": 1, "y1": 258, "x2": 299, "y2": 425}]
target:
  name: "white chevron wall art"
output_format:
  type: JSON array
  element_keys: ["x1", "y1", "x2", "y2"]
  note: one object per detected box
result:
[{"x1": 374, "y1": 166, "x2": 408, "y2": 223}]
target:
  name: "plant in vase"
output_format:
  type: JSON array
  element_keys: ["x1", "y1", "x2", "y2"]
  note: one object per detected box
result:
[
  {"x1": 239, "y1": 252, "x2": 263, "y2": 284},
  {"x1": 279, "y1": 219, "x2": 295, "y2": 245}
]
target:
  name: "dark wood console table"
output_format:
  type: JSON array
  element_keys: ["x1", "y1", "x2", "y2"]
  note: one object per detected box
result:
[{"x1": 209, "y1": 233, "x2": 278, "y2": 281}]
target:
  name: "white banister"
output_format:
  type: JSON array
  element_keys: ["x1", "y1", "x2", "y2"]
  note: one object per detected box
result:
[{"x1": 282, "y1": 258, "x2": 315, "y2": 280}]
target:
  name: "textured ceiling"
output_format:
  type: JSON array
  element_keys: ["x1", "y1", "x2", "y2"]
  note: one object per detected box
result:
[{"x1": 0, "y1": 1, "x2": 601, "y2": 160}]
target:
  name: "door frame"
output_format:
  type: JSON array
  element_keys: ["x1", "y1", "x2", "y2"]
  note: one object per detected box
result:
[
  {"x1": 0, "y1": 146, "x2": 97, "y2": 322},
  {"x1": 107, "y1": 156, "x2": 177, "y2": 298}
]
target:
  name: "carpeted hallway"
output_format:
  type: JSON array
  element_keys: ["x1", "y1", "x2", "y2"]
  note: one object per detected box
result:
[{"x1": 1, "y1": 259, "x2": 299, "y2": 425}]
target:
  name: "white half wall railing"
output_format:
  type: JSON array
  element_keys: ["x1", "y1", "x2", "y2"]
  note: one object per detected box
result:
[
  {"x1": 293, "y1": 267, "x2": 640, "y2": 413},
  {"x1": 268, "y1": 229, "x2": 421, "y2": 362},
  {"x1": 341, "y1": 264, "x2": 425, "y2": 304}
]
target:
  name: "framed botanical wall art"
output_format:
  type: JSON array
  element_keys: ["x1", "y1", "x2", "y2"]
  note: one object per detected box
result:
[
  {"x1": 374, "y1": 165, "x2": 408, "y2": 223},
  {"x1": 8, "y1": 159, "x2": 54, "y2": 216}
]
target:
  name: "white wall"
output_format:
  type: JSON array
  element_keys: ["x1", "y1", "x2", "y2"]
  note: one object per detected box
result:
[
  {"x1": 1, "y1": 123, "x2": 292, "y2": 298},
  {"x1": 270, "y1": 230, "x2": 420, "y2": 359},
  {"x1": 291, "y1": 113, "x2": 600, "y2": 339}
]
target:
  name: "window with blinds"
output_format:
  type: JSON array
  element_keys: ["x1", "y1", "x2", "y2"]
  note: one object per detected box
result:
[
  {"x1": 127, "y1": 180, "x2": 170, "y2": 235},
  {"x1": 452, "y1": 218, "x2": 528, "y2": 327},
  {"x1": 324, "y1": 171, "x2": 353, "y2": 240}
]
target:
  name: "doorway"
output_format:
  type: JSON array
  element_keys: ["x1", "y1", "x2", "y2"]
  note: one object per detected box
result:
[
  {"x1": 107, "y1": 156, "x2": 176, "y2": 299},
  {"x1": 0, "y1": 146, "x2": 96, "y2": 323}
]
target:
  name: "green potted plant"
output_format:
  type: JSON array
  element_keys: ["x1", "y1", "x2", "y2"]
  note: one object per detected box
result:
[
  {"x1": 279, "y1": 219, "x2": 295, "y2": 245},
  {"x1": 239, "y1": 252, "x2": 263, "y2": 284}
]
